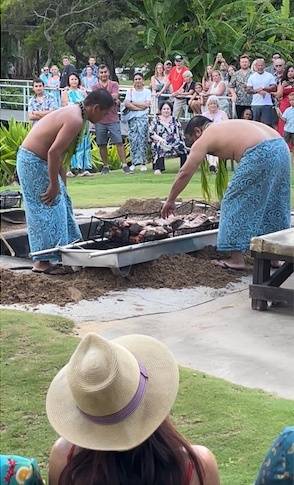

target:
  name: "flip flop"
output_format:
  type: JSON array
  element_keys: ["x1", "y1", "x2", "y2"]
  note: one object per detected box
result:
[
  {"x1": 31, "y1": 266, "x2": 68, "y2": 275},
  {"x1": 212, "y1": 259, "x2": 245, "y2": 271}
]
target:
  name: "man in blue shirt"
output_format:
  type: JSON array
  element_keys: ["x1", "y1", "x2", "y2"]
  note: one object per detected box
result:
[
  {"x1": 81, "y1": 55, "x2": 99, "y2": 77},
  {"x1": 28, "y1": 78, "x2": 57, "y2": 125}
]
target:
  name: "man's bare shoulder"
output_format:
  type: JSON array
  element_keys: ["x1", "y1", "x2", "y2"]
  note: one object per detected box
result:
[{"x1": 57, "y1": 105, "x2": 82, "y2": 121}]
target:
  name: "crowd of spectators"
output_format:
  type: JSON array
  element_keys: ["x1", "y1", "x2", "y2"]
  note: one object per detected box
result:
[{"x1": 28, "y1": 51, "x2": 293, "y2": 175}]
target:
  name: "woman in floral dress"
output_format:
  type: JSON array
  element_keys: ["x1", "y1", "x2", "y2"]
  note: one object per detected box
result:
[{"x1": 149, "y1": 101, "x2": 187, "y2": 174}]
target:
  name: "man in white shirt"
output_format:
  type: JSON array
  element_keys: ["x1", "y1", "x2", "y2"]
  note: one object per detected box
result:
[{"x1": 246, "y1": 59, "x2": 277, "y2": 126}]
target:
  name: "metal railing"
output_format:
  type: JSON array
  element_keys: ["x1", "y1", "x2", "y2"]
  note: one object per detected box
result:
[{"x1": 0, "y1": 79, "x2": 235, "y2": 124}]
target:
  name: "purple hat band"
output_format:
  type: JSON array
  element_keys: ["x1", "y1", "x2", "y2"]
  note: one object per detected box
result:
[{"x1": 77, "y1": 359, "x2": 148, "y2": 425}]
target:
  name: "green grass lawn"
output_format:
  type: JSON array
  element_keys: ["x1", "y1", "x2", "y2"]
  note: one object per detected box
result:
[
  {"x1": 1, "y1": 310, "x2": 293, "y2": 484},
  {"x1": 3, "y1": 158, "x2": 294, "y2": 208}
]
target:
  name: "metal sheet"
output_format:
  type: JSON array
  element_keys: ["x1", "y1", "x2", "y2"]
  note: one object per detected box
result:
[{"x1": 59, "y1": 229, "x2": 218, "y2": 275}]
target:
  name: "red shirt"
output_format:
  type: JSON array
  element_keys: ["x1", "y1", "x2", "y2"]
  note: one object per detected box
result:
[
  {"x1": 92, "y1": 80, "x2": 119, "y2": 124},
  {"x1": 169, "y1": 66, "x2": 189, "y2": 92}
]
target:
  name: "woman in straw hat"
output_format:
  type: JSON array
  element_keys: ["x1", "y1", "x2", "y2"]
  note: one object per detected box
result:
[{"x1": 46, "y1": 333, "x2": 220, "y2": 485}]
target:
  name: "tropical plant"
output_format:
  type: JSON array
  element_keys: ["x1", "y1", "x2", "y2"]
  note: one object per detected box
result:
[
  {"x1": 0, "y1": 119, "x2": 31, "y2": 186},
  {"x1": 90, "y1": 137, "x2": 131, "y2": 172},
  {"x1": 200, "y1": 158, "x2": 228, "y2": 202},
  {"x1": 122, "y1": 0, "x2": 190, "y2": 67}
]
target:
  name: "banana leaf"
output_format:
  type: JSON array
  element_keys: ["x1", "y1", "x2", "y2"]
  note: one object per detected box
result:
[
  {"x1": 215, "y1": 158, "x2": 229, "y2": 201},
  {"x1": 200, "y1": 157, "x2": 229, "y2": 202},
  {"x1": 200, "y1": 158, "x2": 212, "y2": 201}
]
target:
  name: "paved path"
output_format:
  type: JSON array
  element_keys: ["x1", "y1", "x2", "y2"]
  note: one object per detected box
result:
[{"x1": 2, "y1": 264, "x2": 293, "y2": 399}]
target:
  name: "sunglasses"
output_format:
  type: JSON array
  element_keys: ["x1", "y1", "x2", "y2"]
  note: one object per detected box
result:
[{"x1": 275, "y1": 64, "x2": 283, "y2": 67}]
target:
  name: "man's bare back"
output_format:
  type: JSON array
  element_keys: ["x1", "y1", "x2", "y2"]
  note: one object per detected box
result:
[
  {"x1": 22, "y1": 104, "x2": 83, "y2": 161},
  {"x1": 192, "y1": 120, "x2": 279, "y2": 163}
]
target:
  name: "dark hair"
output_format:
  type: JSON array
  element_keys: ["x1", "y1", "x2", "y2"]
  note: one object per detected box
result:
[
  {"x1": 133, "y1": 72, "x2": 144, "y2": 80},
  {"x1": 241, "y1": 108, "x2": 253, "y2": 119},
  {"x1": 67, "y1": 72, "x2": 81, "y2": 87},
  {"x1": 98, "y1": 64, "x2": 110, "y2": 72},
  {"x1": 89, "y1": 55, "x2": 96, "y2": 60},
  {"x1": 86, "y1": 65, "x2": 94, "y2": 72},
  {"x1": 185, "y1": 115, "x2": 212, "y2": 136},
  {"x1": 281, "y1": 65, "x2": 294, "y2": 83},
  {"x1": 33, "y1": 78, "x2": 44, "y2": 86},
  {"x1": 58, "y1": 417, "x2": 204, "y2": 485},
  {"x1": 158, "y1": 100, "x2": 173, "y2": 113},
  {"x1": 84, "y1": 89, "x2": 114, "y2": 110}
]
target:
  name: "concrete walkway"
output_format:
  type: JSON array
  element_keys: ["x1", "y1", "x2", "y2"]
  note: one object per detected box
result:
[{"x1": 2, "y1": 264, "x2": 293, "y2": 399}]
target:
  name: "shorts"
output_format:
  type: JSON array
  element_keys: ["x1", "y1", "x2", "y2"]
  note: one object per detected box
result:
[
  {"x1": 284, "y1": 131, "x2": 294, "y2": 145},
  {"x1": 251, "y1": 105, "x2": 273, "y2": 126},
  {"x1": 95, "y1": 121, "x2": 122, "y2": 145}
]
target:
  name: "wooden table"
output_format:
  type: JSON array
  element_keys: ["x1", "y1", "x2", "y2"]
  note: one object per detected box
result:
[{"x1": 249, "y1": 228, "x2": 294, "y2": 310}]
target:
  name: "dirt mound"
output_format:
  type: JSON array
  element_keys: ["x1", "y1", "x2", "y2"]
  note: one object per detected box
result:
[
  {"x1": 0, "y1": 247, "x2": 253, "y2": 307},
  {"x1": 114, "y1": 198, "x2": 165, "y2": 215}
]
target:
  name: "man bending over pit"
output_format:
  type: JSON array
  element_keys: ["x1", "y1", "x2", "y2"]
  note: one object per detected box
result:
[
  {"x1": 17, "y1": 89, "x2": 114, "y2": 275},
  {"x1": 161, "y1": 116, "x2": 291, "y2": 270}
]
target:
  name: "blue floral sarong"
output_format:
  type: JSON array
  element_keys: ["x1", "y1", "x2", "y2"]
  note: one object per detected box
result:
[
  {"x1": 128, "y1": 115, "x2": 149, "y2": 165},
  {"x1": 217, "y1": 138, "x2": 291, "y2": 252},
  {"x1": 16, "y1": 147, "x2": 82, "y2": 262},
  {"x1": 0, "y1": 454, "x2": 44, "y2": 484},
  {"x1": 254, "y1": 426, "x2": 294, "y2": 484}
]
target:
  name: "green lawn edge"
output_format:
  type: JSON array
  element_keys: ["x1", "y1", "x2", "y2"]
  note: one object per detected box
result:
[
  {"x1": 1, "y1": 309, "x2": 292, "y2": 484},
  {"x1": 2, "y1": 159, "x2": 294, "y2": 208}
]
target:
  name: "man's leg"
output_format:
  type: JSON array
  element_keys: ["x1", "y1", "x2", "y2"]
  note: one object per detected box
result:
[
  {"x1": 108, "y1": 121, "x2": 131, "y2": 173},
  {"x1": 251, "y1": 105, "x2": 261, "y2": 122},
  {"x1": 17, "y1": 147, "x2": 81, "y2": 273},
  {"x1": 261, "y1": 105, "x2": 274, "y2": 127},
  {"x1": 95, "y1": 123, "x2": 110, "y2": 174},
  {"x1": 173, "y1": 99, "x2": 186, "y2": 119}
]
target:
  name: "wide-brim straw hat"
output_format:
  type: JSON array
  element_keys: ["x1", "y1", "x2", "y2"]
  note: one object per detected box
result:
[{"x1": 46, "y1": 333, "x2": 179, "y2": 451}]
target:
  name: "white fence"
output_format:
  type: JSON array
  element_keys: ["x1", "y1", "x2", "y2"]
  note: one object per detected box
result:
[{"x1": 0, "y1": 79, "x2": 234, "y2": 124}]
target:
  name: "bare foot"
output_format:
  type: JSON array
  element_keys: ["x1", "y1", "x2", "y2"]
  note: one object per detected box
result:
[
  {"x1": 32, "y1": 261, "x2": 54, "y2": 272},
  {"x1": 32, "y1": 265, "x2": 68, "y2": 275},
  {"x1": 211, "y1": 259, "x2": 245, "y2": 270}
]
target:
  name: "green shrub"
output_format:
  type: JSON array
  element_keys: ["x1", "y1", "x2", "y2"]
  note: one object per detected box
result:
[
  {"x1": 90, "y1": 137, "x2": 131, "y2": 172},
  {"x1": 0, "y1": 118, "x2": 31, "y2": 186}
]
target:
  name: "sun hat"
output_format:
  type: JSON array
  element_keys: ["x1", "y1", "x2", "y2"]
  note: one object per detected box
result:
[
  {"x1": 46, "y1": 333, "x2": 179, "y2": 451},
  {"x1": 174, "y1": 55, "x2": 184, "y2": 61}
]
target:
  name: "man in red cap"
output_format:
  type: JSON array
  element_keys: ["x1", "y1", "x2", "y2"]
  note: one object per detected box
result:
[{"x1": 157, "y1": 55, "x2": 189, "y2": 118}]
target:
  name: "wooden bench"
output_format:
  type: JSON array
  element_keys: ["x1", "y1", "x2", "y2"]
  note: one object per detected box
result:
[{"x1": 249, "y1": 228, "x2": 294, "y2": 311}]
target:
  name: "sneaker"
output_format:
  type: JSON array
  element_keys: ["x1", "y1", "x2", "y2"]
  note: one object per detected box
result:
[
  {"x1": 122, "y1": 165, "x2": 132, "y2": 174},
  {"x1": 82, "y1": 170, "x2": 93, "y2": 177},
  {"x1": 154, "y1": 169, "x2": 162, "y2": 175},
  {"x1": 66, "y1": 171, "x2": 75, "y2": 178},
  {"x1": 140, "y1": 165, "x2": 147, "y2": 172},
  {"x1": 129, "y1": 165, "x2": 136, "y2": 172},
  {"x1": 100, "y1": 166, "x2": 110, "y2": 175}
]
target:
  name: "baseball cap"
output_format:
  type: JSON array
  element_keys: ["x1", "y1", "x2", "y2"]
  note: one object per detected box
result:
[{"x1": 174, "y1": 55, "x2": 183, "y2": 61}]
